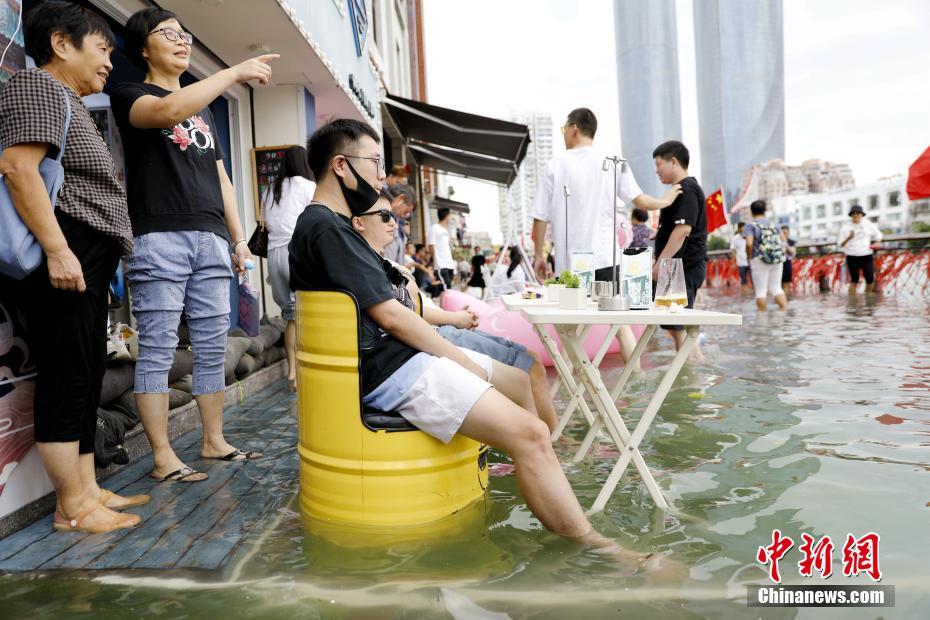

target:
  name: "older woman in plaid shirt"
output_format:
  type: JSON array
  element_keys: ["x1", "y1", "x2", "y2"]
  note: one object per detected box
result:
[{"x1": 0, "y1": 2, "x2": 147, "y2": 533}]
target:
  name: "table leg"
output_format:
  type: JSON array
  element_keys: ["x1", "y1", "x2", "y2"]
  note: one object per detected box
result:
[
  {"x1": 588, "y1": 326, "x2": 701, "y2": 513},
  {"x1": 555, "y1": 325, "x2": 675, "y2": 514},
  {"x1": 531, "y1": 324, "x2": 597, "y2": 437},
  {"x1": 554, "y1": 324, "x2": 617, "y2": 443},
  {"x1": 573, "y1": 324, "x2": 655, "y2": 463}
]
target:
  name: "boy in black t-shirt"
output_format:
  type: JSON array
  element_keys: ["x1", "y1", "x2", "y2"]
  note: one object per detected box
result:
[
  {"x1": 652, "y1": 140, "x2": 707, "y2": 357},
  {"x1": 287, "y1": 120, "x2": 645, "y2": 557}
]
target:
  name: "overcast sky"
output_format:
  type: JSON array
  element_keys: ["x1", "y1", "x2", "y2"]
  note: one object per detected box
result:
[{"x1": 421, "y1": 0, "x2": 930, "y2": 242}]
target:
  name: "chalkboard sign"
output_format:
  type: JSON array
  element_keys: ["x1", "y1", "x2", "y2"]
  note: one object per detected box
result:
[{"x1": 251, "y1": 145, "x2": 294, "y2": 219}]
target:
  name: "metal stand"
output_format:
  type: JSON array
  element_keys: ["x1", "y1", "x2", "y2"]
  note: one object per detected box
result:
[{"x1": 601, "y1": 155, "x2": 629, "y2": 308}]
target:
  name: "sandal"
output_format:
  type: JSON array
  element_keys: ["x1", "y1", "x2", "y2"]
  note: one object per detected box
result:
[
  {"x1": 150, "y1": 465, "x2": 207, "y2": 482},
  {"x1": 54, "y1": 503, "x2": 140, "y2": 534},
  {"x1": 100, "y1": 488, "x2": 150, "y2": 509},
  {"x1": 205, "y1": 449, "x2": 262, "y2": 461}
]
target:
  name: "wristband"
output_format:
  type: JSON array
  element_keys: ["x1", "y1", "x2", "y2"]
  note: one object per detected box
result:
[{"x1": 233, "y1": 239, "x2": 248, "y2": 250}]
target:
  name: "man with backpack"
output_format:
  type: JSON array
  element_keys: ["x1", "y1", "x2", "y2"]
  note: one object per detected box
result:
[{"x1": 743, "y1": 200, "x2": 788, "y2": 310}]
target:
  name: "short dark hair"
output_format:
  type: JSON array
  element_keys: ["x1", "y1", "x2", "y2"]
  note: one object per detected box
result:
[
  {"x1": 24, "y1": 1, "x2": 116, "y2": 67},
  {"x1": 631, "y1": 208, "x2": 648, "y2": 223},
  {"x1": 306, "y1": 119, "x2": 380, "y2": 182},
  {"x1": 414, "y1": 243, "x2": 426, "y2": 253},
  {"x1": 123, "y1": 7, "x2": 181, "y2": 69},
  {"x1": 436, "y1": 208, "x2": 450, "y2": 222},
  {"x1": 566, "y1": 108, "x2": 597, "y2": 138},
  {"x1": 736, "y1": 222, "x2": 745, "y2": 231},
  {"x1": 652, "y1": 140, "x2": 690, "y2": 169},
  {"x1": 389, "y1": 164, "x2": 407, "y2": 177},
  {"x1": 750, "y1": 200, "x2": 767, "y2": 215}
]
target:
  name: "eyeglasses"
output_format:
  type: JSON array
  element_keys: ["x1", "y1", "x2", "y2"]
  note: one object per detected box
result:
[
  {"x1": 560, "y1": 123, "x2": 575, "y2": 135},
  {"x1": 356, "y1": 209, "x2": 395, "y2": 224},
  {"x1": 339, "y1": 154, "x2": 385, "y2": 176},
  {"x1": 148, "y1": 27, "x2": 193, "y2": 45}
]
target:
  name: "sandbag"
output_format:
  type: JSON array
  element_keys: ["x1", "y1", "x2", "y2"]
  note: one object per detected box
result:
[
  {"x1": 262, "y1": 345, "x2": 285, "y2": 366},
  {"x1": 99, "y1": 362, "x2": 134, "y2": 406},
  {"x1": 170, "y1": 374, "x2": 193, "y2": 393},
  {"x1": 169, "y1": 387, "x2": 193, "y2": 409},
  {"x1": 247, "y1": 323, "x2": 281, "y2": 356},
  {"x1": 225, "y1": 336, "x2": 251, "y2": 385},
  {"x1": 168, "y1": 348, "x2": 195, "y2": 384},
  {"x1": 110, "y1": 389, "x2": 141, "y2": 429},
  {"x1": 235, "y1": 352, "x2": 262, "y2": 380}
]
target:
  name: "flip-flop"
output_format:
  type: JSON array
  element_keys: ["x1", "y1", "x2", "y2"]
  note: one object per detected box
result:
[
  {"x1": 100, "y1": 488, "x2": 150, "y2": 509},
  {"x1": 206, "y1": 449, "x2": 262, "y2": 461},
  {"x1": 150, "y1": 466, "x2": 207, "y2": 482}
]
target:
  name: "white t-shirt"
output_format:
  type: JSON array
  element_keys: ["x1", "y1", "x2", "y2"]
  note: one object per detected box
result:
[
  {"x1": 427, "y1": 222, "x2": 456, "y2": 270},
  {"x1": 264, "y1": 177, "x2": 316, "y2": 249},
  {"x1": 487, "y1": 262, "x2": 527, "y2": 298},
  {"x1": 729, "y1": 234, "x2": 748, "y2": 267},
  {"x1": 530, "y1": 145, "x2": 643, "y2": 271},
  {"x1": 837, "y1": 220, "x2": 882, "y2": 256}
]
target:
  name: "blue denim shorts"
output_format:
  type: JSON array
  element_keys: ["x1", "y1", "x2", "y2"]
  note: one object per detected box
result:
[
  {"x1": 436, "y1": 325, "x2": 535, "y2": 373},
  {"x1": 126, "y1": 230, "x2": 232, "y2": 395}
]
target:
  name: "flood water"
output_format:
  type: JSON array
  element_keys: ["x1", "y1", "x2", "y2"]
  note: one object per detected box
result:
[{"x1": 3, "y1": 289, "x2": 929, "y2": 619}]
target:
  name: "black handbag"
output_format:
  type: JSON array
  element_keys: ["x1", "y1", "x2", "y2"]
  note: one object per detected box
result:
[{"x1": 247, "y1": 221, "x2": 268, "y2": 258}]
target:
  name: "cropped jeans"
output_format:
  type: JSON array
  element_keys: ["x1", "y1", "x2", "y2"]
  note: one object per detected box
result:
[{"x1": 126, "y1": 230, "x2": 232, "y2": 396}]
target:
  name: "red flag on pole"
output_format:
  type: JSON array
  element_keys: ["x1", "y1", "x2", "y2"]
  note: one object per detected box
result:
[
  {"x1": 705, "y1": 187, "x2": 728, "y2": 233},
  {"x1": 907, "y1": 146, "x2": 930, "y2": 200}
]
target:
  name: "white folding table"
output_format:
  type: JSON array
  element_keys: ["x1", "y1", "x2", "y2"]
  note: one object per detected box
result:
[
  {"x1": 500, "y1": 294, "x2": 619, "y2": 441},
  {"x1": 516, "y1": 303, "x2": 742, "y2": 514}
]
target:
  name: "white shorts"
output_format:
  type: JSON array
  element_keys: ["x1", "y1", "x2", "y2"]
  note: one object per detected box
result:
[
  {"x1": 394, "y1": 348, "x2": 494, "y2": 444},
  {"x1": 750, "y1": 257, "x2": 784, "y2": 299}
]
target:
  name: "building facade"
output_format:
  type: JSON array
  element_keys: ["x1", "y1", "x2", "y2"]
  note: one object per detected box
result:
[
  {"x1": 693, "y1": 0, "x2": 785, "y2": 203},
  {"x1": 742, "y1": 159, "x2": 856, "y2": 203},
  {"x1": 613, "y1": 0, "x2": 681, "y2": 199},
  {"x1": 770, "y1": 176, "x2": 908, "y2": 242},
  {"x1": 497, "y1": 112, "x2": 553, "y2": 247}
]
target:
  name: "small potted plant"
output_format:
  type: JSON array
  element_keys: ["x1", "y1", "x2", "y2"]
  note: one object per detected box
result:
[
  {"x1": 558, "y1": 271, "x2": 586, "y2": 310},
  {"x1": 543, "y1": 275, "x2": 564, "y2": 302}
]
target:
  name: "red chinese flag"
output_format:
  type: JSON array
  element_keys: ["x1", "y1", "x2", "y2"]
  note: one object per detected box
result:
[
  {"x1": 907, "y1": 146, "x2": 930, "y2": 200},
  {"x1": 705, "y1": 187, "x2": 728, "y2": 233}
]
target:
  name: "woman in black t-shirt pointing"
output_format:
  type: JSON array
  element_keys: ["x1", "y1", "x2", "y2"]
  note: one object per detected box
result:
[{"x1": 110, "y1": 8, "x2": 278, "y2": 483}]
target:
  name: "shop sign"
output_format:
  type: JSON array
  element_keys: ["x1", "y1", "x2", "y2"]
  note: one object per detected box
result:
[
  {"x1": 347, "y1": 0, "x2": 368, "y2": 58},
  {"x1": 348, "y1": 73, "x2": 375, "y2": 119}
]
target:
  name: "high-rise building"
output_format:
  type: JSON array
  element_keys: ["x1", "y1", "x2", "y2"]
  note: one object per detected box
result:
[
  {"x1": 613, "y1": 0, "x2": 682, "y2": 198},
  {"x1": 693, "y1": 0, "x2": 785, "y2": 203},
  {"x1": 498, "y1": 112, "x2": 554, "y2": 246}
]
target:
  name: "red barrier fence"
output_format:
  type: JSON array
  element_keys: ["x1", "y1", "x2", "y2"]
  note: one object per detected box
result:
[{"x1": 707, "y1": 248, "x2": 930, "y2": 296}]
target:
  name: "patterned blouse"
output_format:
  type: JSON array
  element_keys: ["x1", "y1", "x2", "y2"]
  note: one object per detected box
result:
[{"x1": 0, "y1": 68, "x2": 132, "y2": 254}]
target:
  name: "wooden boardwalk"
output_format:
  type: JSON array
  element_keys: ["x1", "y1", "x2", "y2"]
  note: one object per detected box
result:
[{"x1": 0, "y1": 380, "x2": 298, "y2": 572}]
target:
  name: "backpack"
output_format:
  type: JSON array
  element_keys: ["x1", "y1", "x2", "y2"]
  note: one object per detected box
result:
[{"x1": 756, "y1": 223, "x2": 785, "y2": 264}]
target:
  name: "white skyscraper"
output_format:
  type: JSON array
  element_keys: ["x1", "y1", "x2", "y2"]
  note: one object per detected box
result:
[{"x1": 498, "y1": 112, "x2": 554, "y2": 247}]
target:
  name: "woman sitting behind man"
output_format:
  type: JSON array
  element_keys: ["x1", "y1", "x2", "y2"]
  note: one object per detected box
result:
[{"x1": 351, "y1": 192, "x2": 558, "y2": 432}]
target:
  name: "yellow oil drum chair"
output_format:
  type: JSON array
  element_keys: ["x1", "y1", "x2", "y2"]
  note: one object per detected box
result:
[{"x1": 296, "y1": 290, "x2": 489, "y2": 527}]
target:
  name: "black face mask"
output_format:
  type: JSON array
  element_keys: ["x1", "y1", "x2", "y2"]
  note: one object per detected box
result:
[{"x1": 336, "y1": 159, "x2": 380, "y2": 216}]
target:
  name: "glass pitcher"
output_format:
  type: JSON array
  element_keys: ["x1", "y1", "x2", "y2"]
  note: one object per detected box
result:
[{"x1": 654, "y1": 258, "x2": 687, "y2": 308}]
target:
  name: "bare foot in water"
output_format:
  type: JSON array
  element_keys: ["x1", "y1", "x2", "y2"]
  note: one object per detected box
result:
[{"x1": 573, "y1": 529, "x2": 689, "y2": 579}]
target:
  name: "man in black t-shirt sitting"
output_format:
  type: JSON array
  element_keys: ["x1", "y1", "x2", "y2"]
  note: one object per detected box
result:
[
  {"x1": 288, "y1": 120, "x2": 631, "y2": 554},
  {"x1": 652, "y1": 141, "x2": 707, "y2": 358}
]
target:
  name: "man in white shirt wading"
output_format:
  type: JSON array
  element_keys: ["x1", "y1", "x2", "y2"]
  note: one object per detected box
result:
[
  {"x1": 530, "y1": 107, "x2": 681, "y2": 366},
  {"x1": 428, "y1": 207, "x2": 456, "y2": 290},
  {"x1": 730, "y1": 222, "x2": 750, "y2": 292},
  {"x1": 837, "y1": 204, "x2": 883, "y2": 294}
]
